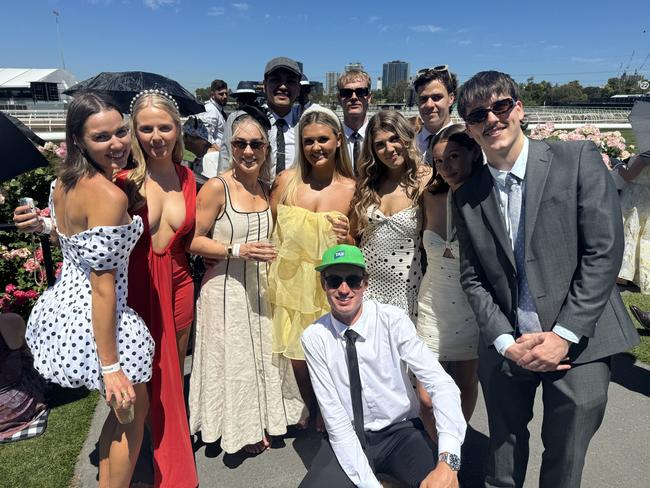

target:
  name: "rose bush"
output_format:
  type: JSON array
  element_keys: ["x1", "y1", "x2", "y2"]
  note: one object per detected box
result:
[{"x1": 529, "y1": 123, "x2": 633, "y2": 168}]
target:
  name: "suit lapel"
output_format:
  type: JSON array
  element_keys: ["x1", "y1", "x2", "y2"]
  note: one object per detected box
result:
[
  {"x1": 524, "y1": 140, "x2": 552, "y2": 252},
  {"x1": 475, "y1": 166, "x2": 516, "y2": 270}
]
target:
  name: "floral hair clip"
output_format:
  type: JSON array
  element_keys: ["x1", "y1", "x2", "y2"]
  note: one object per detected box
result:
[{"x1": 129, "y1": 88, "x2": 180, "y2": 113}]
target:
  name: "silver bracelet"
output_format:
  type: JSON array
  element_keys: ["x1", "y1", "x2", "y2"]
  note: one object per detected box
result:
[
  {"x1": 232, "y1": 243, "x2": 241, "y2": 258},
  {"x1": 101, "y1": 362, "x2": 121, "y2": 374}
]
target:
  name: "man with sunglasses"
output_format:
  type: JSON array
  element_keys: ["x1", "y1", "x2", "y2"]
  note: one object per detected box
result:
[
  {"x1": 300, "y1": 244, "x2": 466, "y2": 488},
  {"x1": 453, "y1": 71, "x2": 639, "y2": 488},
  {"x1": 337, "y1": 70, "x2": 372, "y2": 172},
  {"x1": 413, "y1": 65, "x2": 458, "y2": 165}
]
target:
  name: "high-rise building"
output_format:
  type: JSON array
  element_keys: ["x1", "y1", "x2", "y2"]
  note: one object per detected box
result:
[
  {"x1": 382, "y1": 60, "x2": 409, "y2": 89},
  {"x1": 376, "y1": 77, "x2": 383, "y2": 91},
  {"x1": 345, "y1": 62, "x2": 364, "y2": 72},
  {"x1": 325, "y1": 71, "x2": 340, "y2": 95}
]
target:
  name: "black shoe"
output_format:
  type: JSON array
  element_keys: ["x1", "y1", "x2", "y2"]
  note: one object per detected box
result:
[{"x1": 629, "y1": 305, "x2": 650, "y2": 330}]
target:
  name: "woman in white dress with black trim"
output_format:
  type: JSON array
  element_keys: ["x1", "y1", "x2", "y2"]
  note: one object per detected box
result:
[
  {"x1": 416, "y1": 124, "x2": 482, "y2": 439},
  {"x1": 25, "y1": 92, "x2": 153, "y2": 488}
]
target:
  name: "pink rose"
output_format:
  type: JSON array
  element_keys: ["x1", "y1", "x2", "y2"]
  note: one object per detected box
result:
[{"x1": 23, "y1": 258, "x2": 40, "y2": 273}]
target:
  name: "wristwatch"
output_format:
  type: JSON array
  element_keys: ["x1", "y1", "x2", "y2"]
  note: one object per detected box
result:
[
  {"x1": 225, "y1": 244, "x2": 233, "y2": 257},
  {"x1": 438, "y1": 452, "x2": 461, "y2": 471}
]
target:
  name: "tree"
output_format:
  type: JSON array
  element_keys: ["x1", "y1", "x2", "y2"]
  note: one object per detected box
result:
[{"x1": 195, "y1": 87, "x2": 211, "y2": 102}]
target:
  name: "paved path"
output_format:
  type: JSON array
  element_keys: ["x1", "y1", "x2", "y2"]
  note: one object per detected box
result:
[{"x1": 73, "y1": 353, "x2": 650, "y2": 487}]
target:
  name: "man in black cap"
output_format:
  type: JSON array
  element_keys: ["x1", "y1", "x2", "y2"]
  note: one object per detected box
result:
[{"x1": 263, "y1": 56, "x2": 301, "y2": 181}]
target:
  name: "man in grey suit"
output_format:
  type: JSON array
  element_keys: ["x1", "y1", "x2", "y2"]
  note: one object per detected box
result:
[{"x1": 453, "y1": 71, "x2": 639, "y2": 488}]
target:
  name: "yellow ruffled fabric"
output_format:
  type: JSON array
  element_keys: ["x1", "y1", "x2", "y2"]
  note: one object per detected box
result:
[{"x1": 268, "y1": 204, "x2": 342, "y2": 360}]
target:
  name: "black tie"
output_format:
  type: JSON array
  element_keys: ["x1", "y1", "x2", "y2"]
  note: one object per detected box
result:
[
  {"x1": 352, "y1": 132, "x2": 361, "y2": 168},
  {"x1": 424, "y1": 134, "x2": 434, "y2": 166},
  {"x1": 344, "y1": 329, "x2": 366, "y2": 448},
  {"x1": 275, "y1": 118, "x2": 287, "y2": 174}
]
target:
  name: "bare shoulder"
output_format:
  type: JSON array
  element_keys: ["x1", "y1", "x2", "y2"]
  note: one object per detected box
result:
[
  {"x1": 338, "y1": 176, "x2": 357, "y2": 191},
  {"x1": 199, "y1": 175, "x2": 227, "y2": 202},
  {"x1": 273, "y1": 169, "x2": 295, "y2": 191},
  {"x1": 80, "y1": 176, "x2": 128, "y2": 226}
]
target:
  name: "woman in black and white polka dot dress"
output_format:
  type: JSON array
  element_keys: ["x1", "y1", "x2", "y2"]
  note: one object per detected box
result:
[
  {"x1": 25, "y1": 92, "x2": 154, "y2": 488},
  {"x1": 350, "y1": 111, "x2": 431, "y2": 319}
]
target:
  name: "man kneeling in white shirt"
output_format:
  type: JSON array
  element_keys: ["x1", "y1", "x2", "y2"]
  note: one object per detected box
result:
[{"x1": 300, "y1": 244, "x2": 466, "y2": 488}]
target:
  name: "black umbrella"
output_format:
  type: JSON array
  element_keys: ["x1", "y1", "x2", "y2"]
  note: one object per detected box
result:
[
  {"x1": 0, "y1": 112, "x2": 49, "y2": 182},
  {"x1": 5, "y1": 114, "x2": 46, "y2": 146},
  {"x1": 64, "y1": 71, "x2": 204, "y2": 116},
  {"x1": 628, "y1": 100, "x2": 650, "y2": 154}
]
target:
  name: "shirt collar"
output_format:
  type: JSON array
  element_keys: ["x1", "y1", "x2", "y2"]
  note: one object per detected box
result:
[
  {"x1": 330, "y1": 301, "x2": 371, "y2": 340},
  {"x1": 487, "y1": 136, "x2": 529, "y2": 187},
  {"x1": 418, "y1": 126, "x2": 433, "y2": 144},
  {"x1": 269, "y1": 109, "x2": 295, "y2": 126},
  {"x1": 343, "y1": 119, "x2": 368, "y2": 139}
]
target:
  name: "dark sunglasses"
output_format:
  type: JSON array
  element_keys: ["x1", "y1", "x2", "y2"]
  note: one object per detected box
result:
[
  {"x1": 464, "y1": 98, "x2": 516, "y2": 125},
  {"x1": 231, "y1": 139, "x2": 266, "y2": 150},
  {"x1": 416, "y1": 64, "x2": 449, "y2": 77},
  {"x1": 324, "y1": 274, "x2": 365, "y2": 290},
  {"x1": 339, "y1": 87, "x2": 370, "y2": 98}
]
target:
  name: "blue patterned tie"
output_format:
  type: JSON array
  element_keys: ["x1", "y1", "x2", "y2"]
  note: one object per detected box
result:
[{"x1": 506, "y1": 173, "x2": 542, "y2": 334}]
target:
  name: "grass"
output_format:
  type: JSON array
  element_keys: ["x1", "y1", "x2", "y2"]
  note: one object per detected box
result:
[
  {"x1": 0, "y1": 386, "x2": 99, "y2": 488},
  {"x1": 621, "y1": 291, "x2": 650, "y2": 364}
]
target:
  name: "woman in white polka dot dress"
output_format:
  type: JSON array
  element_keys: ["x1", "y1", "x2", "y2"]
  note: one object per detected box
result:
[
  {"x1": 350, "y1": 111, "x2": 431, "y2": 319},
  {"x1": 25, "y1": 92, "x2": 154, "y2": 488}
]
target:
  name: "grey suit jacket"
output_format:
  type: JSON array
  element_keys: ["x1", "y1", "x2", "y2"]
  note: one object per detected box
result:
[{"x1": 454, "y1": 138, "x2": 639, "y2": 364}]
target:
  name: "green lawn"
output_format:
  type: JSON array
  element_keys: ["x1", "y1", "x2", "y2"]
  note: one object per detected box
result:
[
  {"x1": 0, "y1": 387, "x2": 99, "y2": 488},
  {"x1": 621, "y1": 291, "x2": 650, "y2": 364}
]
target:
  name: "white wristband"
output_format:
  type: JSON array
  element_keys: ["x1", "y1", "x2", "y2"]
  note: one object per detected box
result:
[
  {"x1": 39, "y1": 217, "x2": 53, "y2": 235},
  {"x1": 232, "y1": 243, "x2": 241, "y2": 258},
  {"x1": 101, "y1": 362, "x2": 121, "y2": 374}
]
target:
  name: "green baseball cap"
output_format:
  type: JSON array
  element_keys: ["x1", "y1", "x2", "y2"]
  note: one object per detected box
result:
[{"x1": 315, "y1": 244, "x2": 366, "y2": 272}]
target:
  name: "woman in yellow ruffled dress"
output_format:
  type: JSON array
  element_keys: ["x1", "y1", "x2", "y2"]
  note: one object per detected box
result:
[{"x1": 269, "y1": 106, "x2": 355, "y2": 429}]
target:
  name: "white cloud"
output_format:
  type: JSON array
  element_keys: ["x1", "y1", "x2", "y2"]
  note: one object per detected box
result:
[
  {"x1": 378, "y1": 24, "x2": 390, "y2": 33},
  {"x1": 369, "y1": 15, "x2": 380, "y2": 23},
  {"x1": 459, "y1": 40, "x2": 472, "y2": 46},
  {"x1": 232, "y1": 2, "x2": 249, "y2": 10},
  {"x1": 457, "y1": 27, "x2": 469, "y2": 33},
  {"x1": 264, "y1": 13, "x2": 270, "y2": 19},
  {"x1": 144, "y1": 0, "x2": 177, "y2": 9},
  {"x1": 410, "y1": 25, "x2": 442, "y2": 33},
  {"x1": 492, "y1": 43, "x2": 503, "y2": 48},
  {"x1": 208, "y1": 6, "x2": 225, "y2": 15}
]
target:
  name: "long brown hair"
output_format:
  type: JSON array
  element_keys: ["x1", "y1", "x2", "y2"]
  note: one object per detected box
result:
[
  {"x1": 58, "y1": 91, "x2": 124, "y2": 192},
  {"x1": 427, "y1": 123, "x2": 483, "y2": 194},
  {"x1": 351, "y1": 110, "x2": 422, "y2": 235}
]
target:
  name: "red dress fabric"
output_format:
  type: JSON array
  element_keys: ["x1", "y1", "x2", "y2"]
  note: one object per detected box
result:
[{"x1": 116, "y1": 165, "x2": 198, "y2": 488}]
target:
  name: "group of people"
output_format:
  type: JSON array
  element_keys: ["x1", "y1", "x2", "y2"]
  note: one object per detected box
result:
[{"x1": 9, "y1": 56, "x2": 640, "y2": 488}]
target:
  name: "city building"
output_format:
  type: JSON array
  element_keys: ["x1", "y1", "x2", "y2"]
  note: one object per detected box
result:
[
  {"x1": 382, "y1": 60, "x2": 409, "y2": 89},
  {"x1": 0, "y1": 68, "x2": 77, "y2": 110},
  {"x1": 325, "y1": 71, "x2": 340, "y2": 95},
  {"x1": 377, "y1": 77, "x2": 383, "y2": 91}
]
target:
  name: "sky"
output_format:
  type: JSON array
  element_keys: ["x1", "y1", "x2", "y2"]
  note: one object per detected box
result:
[{"x1": 2, "y1": 0, "x2": 649, "y2": 93}]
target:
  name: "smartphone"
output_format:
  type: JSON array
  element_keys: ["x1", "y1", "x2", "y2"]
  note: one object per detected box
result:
[{"x1": 18, "y1": 197, "x2": 36, "y2": 213}]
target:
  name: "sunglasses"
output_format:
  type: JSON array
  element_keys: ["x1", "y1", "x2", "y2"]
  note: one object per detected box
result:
[
  {"x1": 323, "y1": 274, "x2": 365, "y2": 290},
  {"x1": 416, "y1": 64, "x2": 449, "y2": 78},
  {"x1": 464, "y1": 98, "x2": 516, "y2": 125},
  {"x1": 231, "y1": 139, "x2": 266, "y2": 150},
  {"x1": 339, "y1": 87, "x2": 370, "y2": 98}
]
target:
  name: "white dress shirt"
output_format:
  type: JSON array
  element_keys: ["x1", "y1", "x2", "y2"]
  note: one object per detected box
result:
[
  {"x1": 343, "y1": 120, "x2": 368, "y2": 170},
  {"x1": 302, "y1": 300, "x2": 466, "y2": 488},
  {"x1": 486, "y1": 137, "x2": 580, "y2": 354},
  {"x1": 416, "y1": 126, "x2": 434, "y2": 156},
  {"x1": 201, "y1": 98, "x2": 226, "y2": 146},
  {"x1": 267, "y1": 109, "x2": 297, "y2": 182}
]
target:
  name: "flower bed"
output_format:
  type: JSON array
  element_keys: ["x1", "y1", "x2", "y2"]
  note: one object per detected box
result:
[
  {"x1": 0, "y1": 144, "x2": 63, "y2": 320},
  {"x1": 529, "y1": 123, "x2": 633, "y2": 168}
]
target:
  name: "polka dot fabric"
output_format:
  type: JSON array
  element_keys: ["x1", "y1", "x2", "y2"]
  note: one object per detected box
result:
[
  {"x1": 359, "y1": 205, "x2": 423, "y2": 319},
  {"x1": 26, "y1": 182, "x2": 154, "y2": 391}
]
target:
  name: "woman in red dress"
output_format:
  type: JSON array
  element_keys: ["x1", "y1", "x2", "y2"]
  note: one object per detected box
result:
[{"x1": 116, "y1": 90, "x2": 198, "y2": 488}]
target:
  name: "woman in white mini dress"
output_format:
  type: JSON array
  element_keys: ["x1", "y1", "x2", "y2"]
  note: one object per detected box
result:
[{"x1": 416, "y1": 124, "x2": 481, "y2": 438}]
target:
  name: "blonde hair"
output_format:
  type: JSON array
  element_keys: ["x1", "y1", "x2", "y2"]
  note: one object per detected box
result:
[
  {"x1": 351, "y1": 110, "x2": 423, "y2": 235},
  {"x1": 229, "y1": 114, "x2": 271, "y2": 180},
  {"x1": 280, "y1": 106, "x2": 354, "y2": 205},
  {"x1": 125, "y1": 92, "x2": 184, "y2": 209}
]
